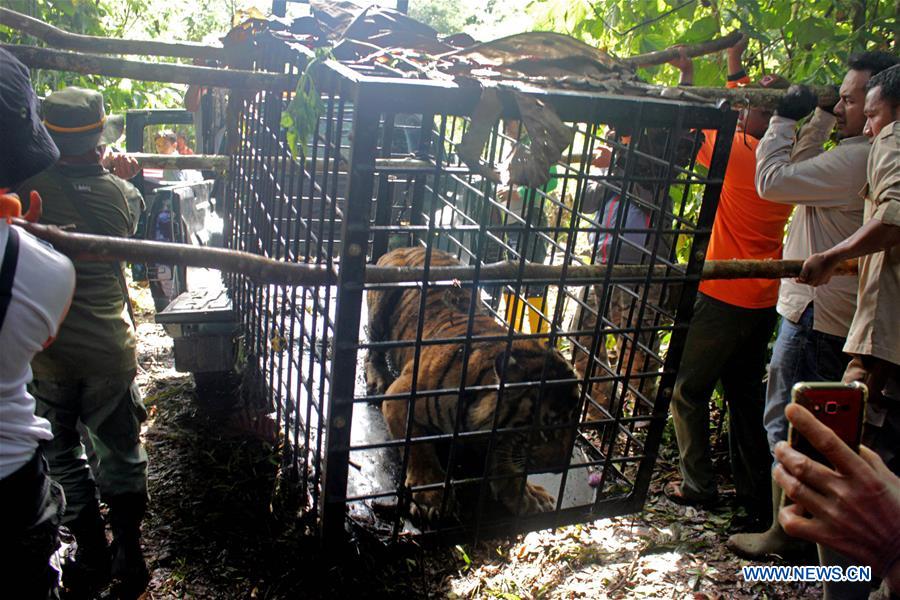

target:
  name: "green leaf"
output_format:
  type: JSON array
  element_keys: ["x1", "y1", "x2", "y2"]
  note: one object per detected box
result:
[
  {"x1": 637, "y1": 32, "x2": 669, "y2": 53},
  {"x1": 281, "y1": 50, "x2": 331, "y2": 160},
  {"x1": 793, "y1": 18, "x2": 831, "y2": 48},
  {"x1": 692, "y1": 59, "x2": 723, "y2": 87},
  {"x1": 455, "y1": 544, "x2": 472, "y2": 566},
  {"x1": 681, "y1": 15, "x2": 719, "y2": 44}
]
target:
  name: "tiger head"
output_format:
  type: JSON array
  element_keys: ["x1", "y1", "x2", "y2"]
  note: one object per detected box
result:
[{"x1": 484, "y1": 346, "x2": 582, "y2": 474}]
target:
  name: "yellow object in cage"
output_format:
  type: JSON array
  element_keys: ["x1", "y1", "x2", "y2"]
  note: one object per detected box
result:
[{"x1": 503, "y1": 292, "x2": 549, "y2": 335}]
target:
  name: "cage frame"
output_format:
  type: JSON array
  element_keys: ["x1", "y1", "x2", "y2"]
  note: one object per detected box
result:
[{"x1": 224, "y1": 36, "x2": 738, "y2": 546}]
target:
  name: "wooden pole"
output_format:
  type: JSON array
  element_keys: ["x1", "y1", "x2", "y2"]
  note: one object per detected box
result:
[
  {"x1": 0, "y1": 44, "x2": 295, "y2": 91},
  {"x1": 368, "y1": 257, "x2": 858, "y2": 283},
  {"x1": 5, "y1": 41, "x2": 824, "y2": 110},
  {"x1": 10, "y1": 221, "x2": 858, "y2": 285},
  {"x1": 13, "y1": 221, "x2": 337, "y2": 287},
  {"x1": 624, "y1": 31, "x2": 744, "y2": 68},
  {"x1": 0, "y1": 7, "x2": 223, "y2": 61},
  {"x1": 130, "y1": 153, "x2": 230, "y2": 173},
  {"x1": 681, "y1": 85, "x2": 838, "y2": 111},
  {"x1": 0, "y1": 10, "x2": 833, "y2": 112}
]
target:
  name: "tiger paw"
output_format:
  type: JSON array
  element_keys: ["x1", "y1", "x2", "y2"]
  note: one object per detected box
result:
[
  {"x1": 409, "y1": 489, "x2": 455, "y2": 523},
  {"x1": 518, "y1": 483, "x2": 556, "y2": 514},
  {"x1": 365, "y1": 362, "x2": 389, "y2": 396},
  {"x1": 366, "y1": 375, "x2": 385, "y2": 397}
]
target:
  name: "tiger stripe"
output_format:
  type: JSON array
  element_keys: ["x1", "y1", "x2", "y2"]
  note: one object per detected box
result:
[{"x1": 365, "y1": 247, "x2": 582, "y2": 519}]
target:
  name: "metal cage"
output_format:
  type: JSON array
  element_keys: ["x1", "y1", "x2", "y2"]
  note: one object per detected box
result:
[{"x1": 224, "y1": 35, "x2": 736, "y2": 545}]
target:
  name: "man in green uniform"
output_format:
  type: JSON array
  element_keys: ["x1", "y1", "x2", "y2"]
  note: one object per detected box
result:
[{"x1": 17, "y1": 87, "x2": 149, "y2": 598}]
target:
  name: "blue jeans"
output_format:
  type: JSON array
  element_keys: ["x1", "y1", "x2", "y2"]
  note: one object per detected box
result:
[{"x1": 763, "y1": 304, "x2": 849, "y2": 452}]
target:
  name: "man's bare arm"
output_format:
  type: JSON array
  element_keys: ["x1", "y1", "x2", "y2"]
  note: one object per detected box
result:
[{"x1": 799, "y1": 217, "x2": 900, "y2": 286}]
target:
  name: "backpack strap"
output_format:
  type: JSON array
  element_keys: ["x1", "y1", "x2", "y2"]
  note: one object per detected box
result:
[{"x1": 0, "y1": 227, "x2": 21, "y2": 333}]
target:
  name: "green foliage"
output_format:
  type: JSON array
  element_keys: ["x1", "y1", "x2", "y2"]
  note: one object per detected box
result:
[
  {"x1": 409, "y1": 0, "x2": 532, "y2": 39},
  {"x1": 454, "y1": 544, "x2": 473, "y2": 569},
  {"x1": 527, "y1": 0, "x2": 898, "y2": 86},
  {"x1": 409, "y1": 0, "x2": 471, "y2": 34},
  {"x1": 280, "y1": 49, "x2": 330, "y2": 160},
  {"x1": 0, "y1": 0, "x2": 235, "y2": 112}
]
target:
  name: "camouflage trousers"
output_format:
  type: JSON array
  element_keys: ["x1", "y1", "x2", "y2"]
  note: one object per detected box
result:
[
  {"x1": 30, "y1": 372, "x2": 148, "y2": 525},
  {"x1": 570, "y1": 282, "x2": 667, "y2": 415}
]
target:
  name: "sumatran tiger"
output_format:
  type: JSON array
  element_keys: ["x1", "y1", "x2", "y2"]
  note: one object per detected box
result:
[{"x1": 366, "y1": 247, "x2": 582, "y2": 521}]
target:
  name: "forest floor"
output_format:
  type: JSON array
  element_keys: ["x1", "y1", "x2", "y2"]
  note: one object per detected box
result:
[{"x1": 128, "y1": 282, "x2": 821, "y2": 599}]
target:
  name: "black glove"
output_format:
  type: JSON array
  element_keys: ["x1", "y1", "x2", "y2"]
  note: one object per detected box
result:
[
  {"x1": 817, "y1": 84, "x2": 840, "y2": 114},
  {"x1": 775, "y1": 84, "x2": 819, "y2": 121}
]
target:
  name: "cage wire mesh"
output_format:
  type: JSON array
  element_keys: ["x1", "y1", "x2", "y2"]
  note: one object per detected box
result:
[{"x1": 224, "y1": 37, "x2": 736, "y2": 544}]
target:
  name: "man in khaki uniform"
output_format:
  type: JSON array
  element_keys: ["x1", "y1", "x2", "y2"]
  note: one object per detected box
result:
[
  {"x1": 17, "y1": 87, "x2": 149, "y2": 599},
  {"x1": 801, "y1": 65, "x2": 900, "y2": 444},
  {"x1": 729, "y1": 51, "x2": 898, "y2": 564},
  {"x1": 799, "y1": 64, "x2": 900, "y2": 600}
]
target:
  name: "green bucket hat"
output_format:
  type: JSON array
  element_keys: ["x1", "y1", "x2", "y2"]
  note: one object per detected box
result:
[{"x1": 42, "y1": 86, "x2": 124, "y2": 155}]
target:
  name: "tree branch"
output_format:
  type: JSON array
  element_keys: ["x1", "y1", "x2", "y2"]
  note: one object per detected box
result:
[
  {"x1": 0, "y1": 44, "x2": 296, "y2": 90},
  {"x1": 0, "y1": 7, "x2": 223, "y2": 61},
  {"x1": 623, "y1": 30, "x2": 743, "y2": 68},
  {"x1": 11, "y1": 221, "x2": 858, "y2": 285}
]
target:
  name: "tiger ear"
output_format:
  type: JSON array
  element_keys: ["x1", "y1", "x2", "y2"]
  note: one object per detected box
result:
[
  {"x1": 547, "y1": 347, "x2": 577, "y2": 376},
  {"x1": 493, "y1": 351, "x2": 521, "y2": 382}
]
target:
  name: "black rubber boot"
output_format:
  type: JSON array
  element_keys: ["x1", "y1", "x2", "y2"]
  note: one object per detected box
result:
[
  {"x1": 106, "y1": 493, "x2": 150, "y2": 600},
  {"x1": 61, "y1": 499, "x2": 111, "y2": 598}
]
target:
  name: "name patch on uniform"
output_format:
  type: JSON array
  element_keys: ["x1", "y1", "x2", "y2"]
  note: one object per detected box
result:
[{"x1": 74, "y1": 184, "x2": 92, "y2": 192}]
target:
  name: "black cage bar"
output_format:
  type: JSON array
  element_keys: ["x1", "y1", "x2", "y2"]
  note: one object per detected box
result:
[{"x1": 224, "y1": 34, "x2": 736, "y2": 545}]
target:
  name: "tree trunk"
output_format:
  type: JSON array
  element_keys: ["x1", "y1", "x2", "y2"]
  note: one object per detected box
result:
[{"x1": 850, "y1": 0, "x2": 868, "y2": 36}]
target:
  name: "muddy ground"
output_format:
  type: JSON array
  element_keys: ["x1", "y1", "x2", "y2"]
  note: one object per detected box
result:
[{"x1": 129, "y1": 281, "x2": 820, "y2": 599}]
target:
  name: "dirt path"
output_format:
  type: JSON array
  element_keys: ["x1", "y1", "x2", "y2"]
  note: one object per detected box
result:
[{"x1": 131, "y1": 283, "x2": 819, "y2": 599}]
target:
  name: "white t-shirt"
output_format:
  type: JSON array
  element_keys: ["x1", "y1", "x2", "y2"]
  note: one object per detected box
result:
[{"x1": 0, "y1": 223, "x2": 75, "y2": 478}]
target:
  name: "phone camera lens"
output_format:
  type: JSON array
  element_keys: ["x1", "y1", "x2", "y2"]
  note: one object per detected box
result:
[{"x1": 825, "y1": 401, "x2": 839, "y2": 414}]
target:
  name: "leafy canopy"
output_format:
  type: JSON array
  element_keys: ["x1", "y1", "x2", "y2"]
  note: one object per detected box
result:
[
  {"x1": 526, "y1": 0, "x2": 898, "y2": 86},
  {"x1": 0, "y1": 0, "x2": 242, "y2": 112}
]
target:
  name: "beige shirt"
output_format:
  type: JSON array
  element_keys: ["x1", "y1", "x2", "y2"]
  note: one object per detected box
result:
[
  {"x1": 756, "y1": 109, "x2": 868, "y2": 338},
  {"x1": 844, "y1": 121, "x2": 900, "y2": 365}
]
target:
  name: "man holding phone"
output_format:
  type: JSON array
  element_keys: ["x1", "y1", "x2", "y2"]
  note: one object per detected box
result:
[
  {"x1": 774, "y1": 403, "x2": 900, "y2": 598},
  {"x1": 799, "y1": 64, "x2": 900, "y2": 600}
]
